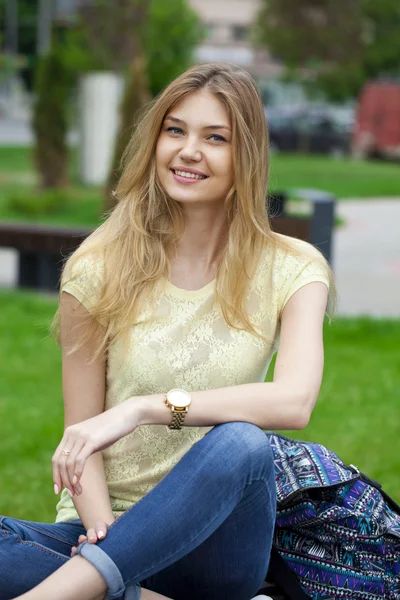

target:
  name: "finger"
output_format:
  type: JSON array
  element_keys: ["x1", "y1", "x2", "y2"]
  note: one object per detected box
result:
[
  {"x1": 65, "y1": 439, "x2": 85, "y2": 496},
  {"x1": 52, "y1": 435, "x2": 69, "y2": 494},
  {"x1": 86, "y1": 528, "x2": 97, "y2": 543},
  {"x1": 78, "y1": 534, "x2": 88, "y2": 544},
  {"x1": 95, "y1": 520, "x2": 108, "y2": 540},
  {"x1": 71, "y1": 546, "x2": 76, "y2": 558},
  {"x1": 73, "y1": 440, "x2": 96, "y2": 487},
  {"x1": 59, "y1": 441, "x2": 78, "y2": 495}
]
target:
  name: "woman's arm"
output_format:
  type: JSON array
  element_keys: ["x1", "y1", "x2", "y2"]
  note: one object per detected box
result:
[
  {"x1": 53, "y1": 292, "x2": 115, "y2": 536},
  {"x1": 139, "y1": 281, "x2": 329, "y2": 430},
  {"x1": 52, "y1": 281, "x2": 328, "y2": 493}
]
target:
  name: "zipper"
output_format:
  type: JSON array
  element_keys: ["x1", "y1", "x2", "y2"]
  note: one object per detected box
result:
[
  {"x1": 279, "y1": 474, "x2": 361, "y2": 508},
  {"x1": 278, "y1": 463, "x2": 361, "y2": 508}
]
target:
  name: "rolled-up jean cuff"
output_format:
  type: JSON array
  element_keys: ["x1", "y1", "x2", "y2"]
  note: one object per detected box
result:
[{"x1": 74, "y1": 540, "x2": 138, "y2": 599}]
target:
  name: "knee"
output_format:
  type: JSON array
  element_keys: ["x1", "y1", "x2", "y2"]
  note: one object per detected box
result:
[{"x1": 210, "y1": 422, "x2": 274, "y2": 472}]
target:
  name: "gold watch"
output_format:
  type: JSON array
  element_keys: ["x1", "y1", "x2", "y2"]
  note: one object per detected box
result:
[{"x1": 164, "y1": 389, "x2": 192, "y2": 430}]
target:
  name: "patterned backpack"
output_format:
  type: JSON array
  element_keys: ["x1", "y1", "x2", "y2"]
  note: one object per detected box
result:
[{"x1": 264, "y1": 433, "x2": 400, "y2": 600}]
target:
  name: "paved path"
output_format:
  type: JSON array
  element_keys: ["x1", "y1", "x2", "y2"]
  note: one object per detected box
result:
[
  {"x1": 334, "y1": 200, "x2": 400, "y2": 317},
  {"x1": 1, "y1": 199, "x2": 400, "y2": 317}
]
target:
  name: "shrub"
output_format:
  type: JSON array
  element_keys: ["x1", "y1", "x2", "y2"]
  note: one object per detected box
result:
[{"x1": 7, "y1": 189, "x2": 68, "y2": 216}]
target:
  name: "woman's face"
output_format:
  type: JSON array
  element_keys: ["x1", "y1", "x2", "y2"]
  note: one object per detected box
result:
[{"x1": 156, "y1": 90, "x2": 234, "y2": 207}]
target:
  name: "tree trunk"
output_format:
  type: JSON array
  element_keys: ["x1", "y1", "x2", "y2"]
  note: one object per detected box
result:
[
  {"x1": 104, "y1": 53, "x2": 151, "y2": 211},
  {"x1": 32, "y1": 40, "x2": 71, "y2": 189}
]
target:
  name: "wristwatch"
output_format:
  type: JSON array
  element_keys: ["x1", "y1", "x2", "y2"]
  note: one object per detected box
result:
[{"x1": 164, "y1": 388, "x2": 192, "y2": 430}]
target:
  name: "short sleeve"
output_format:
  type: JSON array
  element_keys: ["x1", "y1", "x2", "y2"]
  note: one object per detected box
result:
[
  {"x1": 276, "y1": 241, "x2": 330, "y2": 312},
  {"x1": 61, "y1": 251, "x2": 104, "y2": 314}
]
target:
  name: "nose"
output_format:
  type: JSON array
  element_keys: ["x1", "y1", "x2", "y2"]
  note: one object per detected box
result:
[{"x1": 178, "y1": 138, "x2": 202, "y2": 162}]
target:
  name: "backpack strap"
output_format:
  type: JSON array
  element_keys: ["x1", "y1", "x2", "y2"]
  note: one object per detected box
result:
[{"x1": 268, "y1": 548, "x2": 311, "y2": 600}]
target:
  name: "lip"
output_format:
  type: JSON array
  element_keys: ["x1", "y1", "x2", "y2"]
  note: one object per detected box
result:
[
  {"x1": 170, "y1": 166, "x2": 208, "y2": 177},
  {"x1": 171, "y1": 169, "x2": 207, "y2": 185}
]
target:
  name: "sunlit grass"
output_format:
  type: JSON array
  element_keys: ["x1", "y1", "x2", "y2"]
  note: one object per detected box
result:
[{"x1": 1, "y1": 290, "x2": 399, "y2": 523}]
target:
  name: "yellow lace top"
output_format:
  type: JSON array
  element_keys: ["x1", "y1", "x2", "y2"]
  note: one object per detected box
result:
[{"x1": 55, "y1": 235, "x2": 329, "y2": 522}]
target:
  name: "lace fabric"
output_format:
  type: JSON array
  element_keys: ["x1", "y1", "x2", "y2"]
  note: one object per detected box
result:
[{"x1": 55, "y1": 235, "x2": 329, "y2": 522}]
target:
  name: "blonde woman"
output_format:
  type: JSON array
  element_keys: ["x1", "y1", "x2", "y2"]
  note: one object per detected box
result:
[{"x1": 1, "y1": 62, "x2": 334, "y2": 600}]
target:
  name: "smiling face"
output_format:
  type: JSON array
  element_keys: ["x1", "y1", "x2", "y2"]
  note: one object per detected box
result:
[{"x1": 155, "y1": 90, "x2": 234, "y2": 207}]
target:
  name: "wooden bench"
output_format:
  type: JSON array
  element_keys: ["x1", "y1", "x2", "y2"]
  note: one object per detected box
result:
[{"x1": 0, "y1": 189, "x2": 335, "y2": 292}]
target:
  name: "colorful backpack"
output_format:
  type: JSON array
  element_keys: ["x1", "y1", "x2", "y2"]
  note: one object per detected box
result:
[{"x1": 265, "y1": 433, "x2": 400, "y2": 600}]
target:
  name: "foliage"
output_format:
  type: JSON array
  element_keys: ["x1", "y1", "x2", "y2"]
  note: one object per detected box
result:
[
  {"x1": 3, "y1": 0, "x2": 37, "y2": 89},
  {"x1": 105, "y1": 55, "x2": 152, "y2": 207},
  {"x1": 145, "y1": 0, "x2": 205, "y2": 97},
  {"x1": 7, "y1": 189, "x2": 69, "y2": 217},
  {"x1": 255, "y1": 0, "x2": 400, "y2": 100},
  {"x1": 61, "y1": 0, "x2": 149, "y2": 73},
  {"x1": 32, "y1": 29, "x2": 74, "y2": 189},
  {"x1": 59, "y1": 0, "x2": 204, "y2": 209},
  {"x1": 0, "y1": 290, "x2": 399, "y2": 521},
  {"x1": 62, "y1": 0, "x2": 204, "y2": 96}
]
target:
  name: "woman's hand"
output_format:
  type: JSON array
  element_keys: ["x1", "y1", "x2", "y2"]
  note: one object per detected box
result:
[
  {"x1": 70, "y1": 520, "x2": 109, "y2": 557},
  {"x1": 70, "y1": 515, "x2": 122, "y2": 557},
  {"x1": 53, "y1": 399, "x2": 143, "y2": 497}
]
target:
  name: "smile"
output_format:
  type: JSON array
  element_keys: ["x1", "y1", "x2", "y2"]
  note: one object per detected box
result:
[{"x1": 171, "y1": 169, "x2": 208, "y2": 183}]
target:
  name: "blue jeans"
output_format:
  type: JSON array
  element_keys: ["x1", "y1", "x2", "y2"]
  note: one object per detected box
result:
[{"x1": 0, "y1": 422, "x2": 276, "y2": 600}]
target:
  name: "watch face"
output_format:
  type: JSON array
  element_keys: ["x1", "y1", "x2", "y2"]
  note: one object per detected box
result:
[{"x1": 168, "y1": 389, "x2": 191, "y2": 408}]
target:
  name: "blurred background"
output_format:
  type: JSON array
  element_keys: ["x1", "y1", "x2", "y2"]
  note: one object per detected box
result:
[{"x1": 0, "y1": 0, "x2": 399, "y2": 522}]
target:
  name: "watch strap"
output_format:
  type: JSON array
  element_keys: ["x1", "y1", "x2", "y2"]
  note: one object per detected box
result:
[
  {"x1": 164, "y1": 390, "x2": 191, "y2": 430},
  {"x1": 168, "y1": 407, "x2": 188, "y2": 430}
]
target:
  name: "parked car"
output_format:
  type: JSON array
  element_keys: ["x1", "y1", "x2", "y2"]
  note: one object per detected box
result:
[
  {"x1": 265, "y1": 105, "x2": 353, "y2": 156},
  {"x1": 353, "y1": 80, "x2": 400, "y2": 160}
]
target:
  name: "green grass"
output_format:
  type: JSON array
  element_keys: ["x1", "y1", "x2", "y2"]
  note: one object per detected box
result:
[
  {"x1": 0, "y1": 290, "x2": 399, "y2": 523},
  {"x1": 0, "y1": 147, "x2": 104, "y2": 227},
  {"x1": 269, "y1": 152, "x2": 400, "y2": 199},
  {"x1": 0, "y1": 147, "x2": 399, "y2": 229}
]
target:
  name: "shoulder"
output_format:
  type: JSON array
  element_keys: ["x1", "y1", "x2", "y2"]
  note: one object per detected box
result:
[
  {"x1": 272, "y1": 232, "x2": 324, "y2": 262},
  {"x1": 270, "y1": 233, "x2": 329, "y2": 276},
  {"x1": 62, "y1": 247, "x2": 104, "y2": 283},
  {"x1": 267, "y1": 233, "x2": 331, "y2": 313},
  {"x1": 61, "y1": 246, "x2": 105, "y2": 312}
]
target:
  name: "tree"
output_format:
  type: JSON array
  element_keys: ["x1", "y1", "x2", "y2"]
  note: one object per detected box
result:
[
  {"x1": 105, "y1": 0, "x2": 204, "y2": 205},
  {"x1": 62, "y1": 0, "x2": 204, "y2": 209},
  {"x1": 63, "y1": 0, "x2": 203, "y2": 97},
  {"x1": 255, "y1": 0, "x2": 400, "y2": 100},
  {"x1": 32, "y1": 29, "x2": 73, "y2": 189},
  {"x1": 145, "y1": 0, "x2": 204, "y2": 97}
]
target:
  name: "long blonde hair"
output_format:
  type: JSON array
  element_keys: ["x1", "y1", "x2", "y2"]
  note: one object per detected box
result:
[{"x1": 52, "y1": 62, "x2": 335, "y2": 359}]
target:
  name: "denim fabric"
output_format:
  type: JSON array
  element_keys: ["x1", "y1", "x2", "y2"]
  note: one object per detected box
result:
[
  {"x1": 75, "y1": 542, "x2": 141, "y2": 600},
  {"x1": 0, "y1": 422, "x2": 276, "y2": 600}
]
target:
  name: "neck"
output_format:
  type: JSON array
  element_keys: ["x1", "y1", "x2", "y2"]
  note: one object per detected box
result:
[{"x1": 174, "y1": 204, "x2": 229, "y2": 269}]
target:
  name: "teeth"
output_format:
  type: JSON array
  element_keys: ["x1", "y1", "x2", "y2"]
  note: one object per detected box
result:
[{"x1": 174, "y1": 170, "x2": 206, "y2": 180}]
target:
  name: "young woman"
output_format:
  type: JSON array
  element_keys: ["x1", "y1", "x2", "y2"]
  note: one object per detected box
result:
[{"x1": 0, "y1": 62, "x2": 334, "y2": 600}]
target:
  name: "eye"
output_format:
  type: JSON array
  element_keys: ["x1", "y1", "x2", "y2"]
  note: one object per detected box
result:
[
  {"x1": 208, "y1": 134, "x2": 227, "y2": 143},
  {"x1": 166, "y1": 126, "x2": 184, "y2": 135}
]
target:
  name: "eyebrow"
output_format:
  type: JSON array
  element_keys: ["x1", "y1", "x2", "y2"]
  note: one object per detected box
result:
[{"x1": 165, "y1": 115, "x2": 231, "y2": 132}]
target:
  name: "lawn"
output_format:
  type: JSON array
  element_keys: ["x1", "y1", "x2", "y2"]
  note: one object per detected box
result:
[
  {"x1": 269, "y1": 152, "x2": 400, "y2": 199},
  {"x1": 0, "y1": 147, "x2": 399, "y2": 228},
  {"x1": 0, "y1": 147, "x2": 105, "y2": 228},
  {"x1": 0, "y1": 290, "x2": 399, "y2": 524}
]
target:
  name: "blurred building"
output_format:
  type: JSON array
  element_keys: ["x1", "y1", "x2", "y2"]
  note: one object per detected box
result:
[{"x1": 189, "y1": 0, "x2": 282, "y2": 80}]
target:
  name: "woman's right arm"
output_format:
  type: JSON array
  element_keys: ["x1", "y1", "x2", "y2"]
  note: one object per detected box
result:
[{"x1": 54, "y1": 291, "x2": 115, "y2": 537}]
